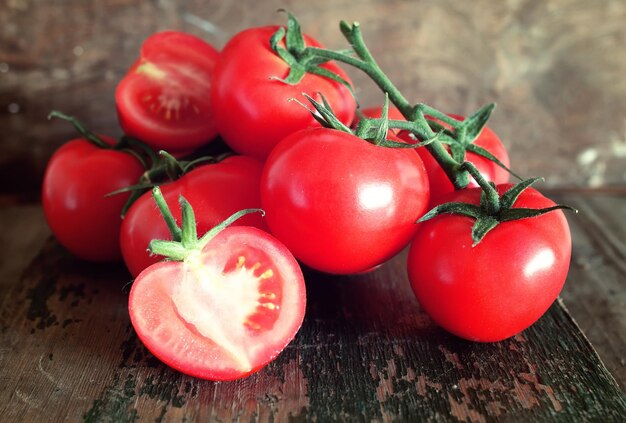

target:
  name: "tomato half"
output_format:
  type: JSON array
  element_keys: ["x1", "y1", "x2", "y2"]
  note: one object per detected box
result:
[
  {"x1": 211, "y1": 26, "x2": 356, "y2": 160},
  {"x1": 261, "y1": 127, "x2": 430, "y2": 274},
  {"x1": 129, "y1": 226, "x2": 306, "y2": 380},
  {"x1": 120, "y1": 156, "x2": 268, "y2": 277},
  {"x1": 407, "y1": 185, "x2": 572, "y2": 342},
  {"x1": 116, "y1": 31, "x2": 219, "y2": 154},
  {"x1": 42, "y1": 138, "x2": 144, "y2": 261}
]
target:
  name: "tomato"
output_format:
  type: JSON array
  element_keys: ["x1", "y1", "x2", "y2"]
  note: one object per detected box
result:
[
  {"x1": 261, "y1": 127, "x2": 430, "y2": 274},
  {"x1": 407, "y1": 185, "x2": 572, "y2": 342},
  {"x1": 116, "y1": 31, "x2": 219, "y2": 155},
  {"x1": 129, "y1": 225, "x2": 306, "y2": 380},
  {"x1": 401, "y1": 114, "x2": 510, "y2": 207},
  {"x1": 120, "y1": 156, "x2": 268, "y2": 277},
  {"x1": 42, "y1": 137, "x2": 144, "y2": 261},
  {"x1": 211, "y1": 26, "x2": 356, "y2": 160}
]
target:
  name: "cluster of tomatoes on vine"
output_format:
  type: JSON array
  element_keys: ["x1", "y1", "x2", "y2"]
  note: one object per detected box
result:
[{"x1": 41, "y1": 12, "x2": 574, "y2": 381}]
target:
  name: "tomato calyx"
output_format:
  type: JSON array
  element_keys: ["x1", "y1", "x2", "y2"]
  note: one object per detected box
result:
[
  {"x1": 399, "y1": 104, "x2": 522, "y2": 181},
  {"x1": 269, "y1": 10, "x2": 354, "y2": 93},
  {"x1": 147, "y1": 186, "x2": 264, "y2": 261},
  {"x1": 109, "y1": 149, "x2": 232, "y2": 217},
  {"x1": 418, "y1": 163, "x2": 577, "y2": 245},
  {"x1": 298, "y1": 93, "x2": 438, "y2": 149}
]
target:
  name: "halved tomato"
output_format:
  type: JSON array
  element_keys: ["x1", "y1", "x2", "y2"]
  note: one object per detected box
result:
[
  {"x1": 129, "y1": 226, "x2": 306, "y2": 381},
  {"x1": 116, "y1": 31, "x2": 219, "y2": 154}
]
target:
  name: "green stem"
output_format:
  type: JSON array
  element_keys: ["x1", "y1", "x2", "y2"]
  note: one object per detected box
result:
[
  {"x1": 48, "y1": 110, "x2": 110, "y2": 149},
  {"x1": 151, "y1": 186, "x2": 182, "y2": 242},
  {"x1": 461, "y1": 162, "x2": 500, "y2": 214},
  {"x1": 307, "y1": 24, "x2": 467, "y2": 189},
  {"x1": 415, "y1": 104, "x2": 460, "y2": 127}
]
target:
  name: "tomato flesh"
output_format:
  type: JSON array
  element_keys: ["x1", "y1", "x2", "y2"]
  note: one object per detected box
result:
[
  {"x1": 116, "y1": 31, "x2": 219, "y2": 154},
  {"x1": 129, "y1": 227, "x2": 306, "y2": 380}
]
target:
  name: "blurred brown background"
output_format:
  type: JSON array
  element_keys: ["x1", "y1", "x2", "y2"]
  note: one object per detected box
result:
[{"x1": 1, "y1": 0, "x2": 625, "y2": 201}]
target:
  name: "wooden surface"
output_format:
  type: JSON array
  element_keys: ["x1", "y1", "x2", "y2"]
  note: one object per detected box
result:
[{"x1": 0, "y1": 191, "x2": 625, "y2": 422}]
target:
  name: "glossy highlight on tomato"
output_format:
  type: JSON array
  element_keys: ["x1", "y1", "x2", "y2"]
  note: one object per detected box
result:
[
  {"x1": 129, "y1": 226, "x2": 306, "y2": 381},
  {"x1": 407, "y1": 185, "x2": 572, "y2": 342},
  {"x1": 261, "y1": 127, "x2": 430, "y2": 274},
  {"x1": 42, "y1": 137, "x2": 144, "y2": 262},
  {"x1": 211, "y1": 26, "x2": 356, "y2": 160},
  {"x1": 120, "y1": 156, "x2": 268, "y2": 277},
  {"x1": 116, "y1": 31, "x2": 219, "y2": 154}
]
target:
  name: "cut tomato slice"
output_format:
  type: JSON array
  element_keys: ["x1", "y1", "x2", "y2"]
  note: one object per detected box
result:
[
  {"x1": 128, "y1": 227, "x2": 306, "y2": 381},
  {"x1": 115, "y1": 31, "x2": 219, "y2": 154}
]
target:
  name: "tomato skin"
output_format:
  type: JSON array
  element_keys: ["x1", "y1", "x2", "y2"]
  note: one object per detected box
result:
[
  {"x1": 116, "y1": 31, "x2": 219, "y2": 154},
  {"x1": 261, "y1": 128, "x2": 430, "y2": 274},
  {"x1": 120, "y1": 156, "x2": 268, "y2": 277},
  {"x1": 407, "y1": 185, "x2": 572, "y2": 342},
  {"x1": 211, "y1": 26, "x2": 356, "y2": 160},
  {"x1": 42, "y1": 138, "x2": 144, "y2": 261},
  {"x1": 129, "y1": 226, "x2": 306, "y2": 381}
]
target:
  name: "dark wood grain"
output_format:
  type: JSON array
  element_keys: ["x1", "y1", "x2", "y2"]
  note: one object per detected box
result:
[
  {"x1": 1, "y1": 0, "x2": 626, "y2": 197},
  {"x1": 1, "y1": 192, "x2": 625, "y2": 422},
  {"x1": 553, "y1": 191, "x2": 626, "y2": 393}
]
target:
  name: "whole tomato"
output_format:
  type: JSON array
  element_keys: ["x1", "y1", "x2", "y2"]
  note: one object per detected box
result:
[
  {"x1": 42, "y1": 137, "x2": 145, "y2": 262},
  {"x1": 120, "y1": 155, "x2": 268, "y2": 277},
  {"x1": 116, "y1": 31, "x2": 219, "y2": 155},
  {"x1": 211, "y1": 26, "x2": 356, "y2": 160},
  {"x1": 261, "y1": 127, "x2": 430, "y2": 274},
  {"x1": 407, "y1": 185, "x2": 572, "y2": 342}
]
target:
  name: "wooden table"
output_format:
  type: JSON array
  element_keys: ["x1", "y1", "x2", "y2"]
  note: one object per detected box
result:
[
  {"x1": 0, "y1": 191, "x2": 625, "y2": 421},
  {"x1": 1, "y1": 1, "x2": 625, "y2": 421}
]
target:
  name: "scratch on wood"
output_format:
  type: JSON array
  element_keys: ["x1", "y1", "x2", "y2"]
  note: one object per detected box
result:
[
  {"x1": 518, "y1": 372, "x2": 563, "y2": 412},
  {"x1": 415, "y1": 374, "x2": 443, "y2": 397},
  {"x1": 84, "y1": 373, "x2": 138, "y2": 423},
  {"x1": 25, "y1": 273, "x2": 58, "y2": 330},
  {"x1": 439, "y1": 345, "x2": 464, "y2": 370},
  {"x1": 448, "y1": 391, "x2": 486, "y2": 423}
]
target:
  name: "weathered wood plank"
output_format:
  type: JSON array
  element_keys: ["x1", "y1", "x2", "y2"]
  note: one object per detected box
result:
[
  {"x1": 1, "y1": 212, "x2": 624, "y2": 421},
  {"x1": 0, "y1": 204, "x2": 50, "y2": 290},
  {"x1": 552, "y1": 190, "x2": 626, "y2": 393}
]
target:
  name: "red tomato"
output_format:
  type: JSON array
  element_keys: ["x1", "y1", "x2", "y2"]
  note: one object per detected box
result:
[
  {"x1": 116, "y1": 31, "x2": 219, "y2": 155},
  {"x1": 120, "y1": 156, "x2": 268, "y2": 277},
  {"x1": 400, "y1": 114, "x2": 510, "y2": 207},
  {"x1": 407, "y1": 185, "x2": 572, "y2": 342},
  {"x1": 261, "y1": 128, "x2": 430, "y2": 274},
  {"x1": 42, "y1": 138, "x2": 144, "y2": 261},
  {"x1": 129, "y1": 226, "x2": 306, "y2": 380},
  {"x1": 211, "y1": 26, "x2": 356, "y2": 160}
]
